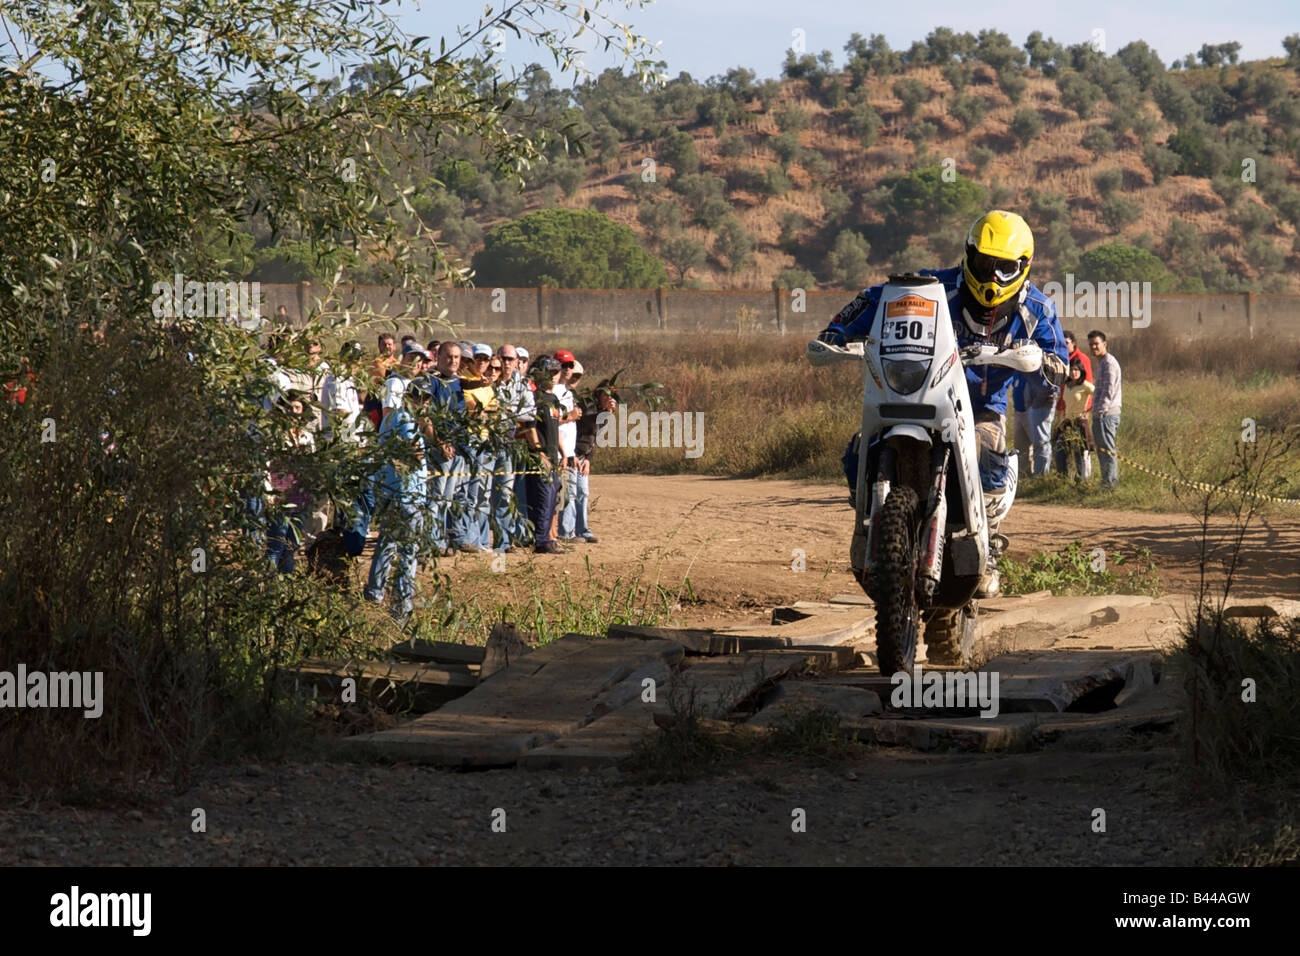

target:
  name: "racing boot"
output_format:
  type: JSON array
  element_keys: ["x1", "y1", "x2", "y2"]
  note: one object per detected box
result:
[{"x1": 977, "y1": 531, "x2": 1008, "y2": 598}]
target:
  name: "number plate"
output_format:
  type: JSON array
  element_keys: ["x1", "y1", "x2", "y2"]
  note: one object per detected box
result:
[{"x1": 880, "y1": 295, "x2": 937, "y2": 357}]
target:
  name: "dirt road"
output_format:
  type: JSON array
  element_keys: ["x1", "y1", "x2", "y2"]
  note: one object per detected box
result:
[
  {"x1": 4, "y1": 475, "x2": 1293, "y2": 867},
  {"x1": 443, "y1": 475, "x2": 1300, "y2": 628}
]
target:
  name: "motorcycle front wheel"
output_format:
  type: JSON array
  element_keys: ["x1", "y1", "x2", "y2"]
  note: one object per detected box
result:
[{"x1": 872, "y1": 485, "x2": 921, "y2": 676}]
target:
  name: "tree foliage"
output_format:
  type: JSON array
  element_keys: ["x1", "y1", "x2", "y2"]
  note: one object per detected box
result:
[
  {"x1": 1075, "y1": 244, "x2": 1176, "y2": 291},
  {"x1": 473, "y1": 209, "x2": 668, "y2": 288}
]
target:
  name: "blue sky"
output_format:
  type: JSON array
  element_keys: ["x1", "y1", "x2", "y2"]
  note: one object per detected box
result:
[{"x1": 396, "y1": 0, "x2": 1299, "y2": 85}]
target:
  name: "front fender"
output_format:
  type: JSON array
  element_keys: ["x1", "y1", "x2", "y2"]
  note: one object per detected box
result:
[{"x1": 882, "y1": 424, "x2": 932, "y2": 446}]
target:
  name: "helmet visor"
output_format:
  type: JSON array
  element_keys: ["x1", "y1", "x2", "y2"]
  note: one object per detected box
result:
[{"x1": 967, "y1": 246, "x2": 1027, "y2": 284}]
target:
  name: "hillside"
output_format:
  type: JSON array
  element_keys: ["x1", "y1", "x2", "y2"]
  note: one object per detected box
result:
[{"x1": 409, "y1": 34, "x2": 1300, "y2": 294}]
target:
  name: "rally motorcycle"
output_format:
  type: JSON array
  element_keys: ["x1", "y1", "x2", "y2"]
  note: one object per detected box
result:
[{"x1": 807, "y1": 274, "x2": 1043, "y2": 675}]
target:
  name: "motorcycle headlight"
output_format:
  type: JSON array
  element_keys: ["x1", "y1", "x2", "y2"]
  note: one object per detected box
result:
[{"x1": 882, "y1": 358, "x2": 930, "y2": 394}]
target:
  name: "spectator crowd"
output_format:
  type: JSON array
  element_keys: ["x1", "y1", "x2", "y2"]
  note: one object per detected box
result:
[
  {"x1": 1011, "y1": 328, "x2": 1123, "y2": 490},
  {"x1": 253, "y1": 331, "x2": 618, "y2": 622}
]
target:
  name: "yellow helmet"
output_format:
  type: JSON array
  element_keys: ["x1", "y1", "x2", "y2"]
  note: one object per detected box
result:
[{"x1": 961, "y1": 210, "x2": 1034, "y2": 308}]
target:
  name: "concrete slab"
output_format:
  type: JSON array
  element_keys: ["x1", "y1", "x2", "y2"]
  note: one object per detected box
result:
[
  {"x1": 341, "y1": 635, "x2": 683, "y2": 766},
  {"x1": 982, "y1": 648, "x2": 1165, "y2": 713}
]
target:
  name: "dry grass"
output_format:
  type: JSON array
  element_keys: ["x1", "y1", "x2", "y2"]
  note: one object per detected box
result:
[{"x1": 575, "y1": 331, "x2": 1300, "y2": 513}]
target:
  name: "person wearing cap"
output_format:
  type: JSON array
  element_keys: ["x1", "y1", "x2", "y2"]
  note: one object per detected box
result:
[
  {"x1": 450, "y1": 343, "x2": 499, "y2": 553},
  {"x1": 423, "y1": 341, "x2": 468, "y2": 555},
  {"x1": 516, "y1": 347, "x2": 531, "y2": 381},
  {"x1": 381, "y1": 341, "x2": 429, "y2": 428},
  {"x1": 365, "y1": 380, "x2": 432, "y2": 623},
  {"x1": 559, "y1": 360, "x2": 600, "y2": 543},
  {"x1": 494, "y1": 344, "x2": 534, "y2": 550},
  {"x1": 519, "y1": 358, "x2": 566, "y2": 554}
]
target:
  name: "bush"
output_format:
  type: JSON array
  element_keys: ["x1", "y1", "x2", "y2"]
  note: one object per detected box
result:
[
  {"x1": 671, "y1": 172, "x2": 726, "y2": 209},
  {"x1": 774, "y1": 104, "x2": 810, "y2": 133},
  {"x1": 801, "y1": 148, "x2": 832, "y2": 182},
  {"x1": 660, "y1": 129, "x2": 700, "y2": 175},
  {"x1": 970, "y1": 145, "x2": 995, "y2": 176},
  {"x1": 1166, "y1": 125, "x2": 1231, "y2": 178},
  {"x1": 1075, "y1": 242, "x2": 1175, "y2": 290},
  {"x1": 1179, "y1": 612, "x2": 1300, "y2": 790},
  {"x1": 638, "y1": 199, "x2": 682, "y2": 241},
  {"x1": 892, "y1": 78, "x2": 929, "y2": 118},
  {"x1": 846, "y1": 100, "x2": 882, "y2": 146},
  {"x1": 472, "y1": 208, "x2": 669, "y2": 287},
  {"x1": 769, "y1": 131, "x2": 801, "y2": 169},
  {"x1": 821, "y1": 186, "x2": 852, "y2": 223},
  {"x1": 762, "y1": 166, "x2": 792, "y2": 197},
  {"x1": 950, "y1": 93, "x2": 987, "y2": 130},
  {"x1": 975, "y1": 29, "x2": 1027, "y2": 71},
  {"x1": 773, "y1": 265, "x2": 816, "y2": 290},
  {"x1": 997, "y1": 68, "x2": 1027, "y2": 103},
  {"x1": 1100, "y1": 194, "x2": 1142, "y2": 232},
  {"x1": 777, "y1": 210, "x2": 807, "y2": 252},
  {"x1": 1081, "y1": 126, "x2": 1115, "y2": 158},
  {"x1": 1232, "y1": 201, "x2": 1274, "y2": 237},
  {"x1": 942, "y1": 62, "x2": 970, "y2": 93},
  {"x1": 660, "y1": 234, "x2": 707, "y2": 285},
  {"x1": 1211, "y1": 175, "x2": 1246, "y2": 209},
  {"x1": 698, "y1": 90, "x2": 742, "y2": 135},
  {"x1": 1009, "y1": 107, "x2": 1043, "y2": 141},
  {"x1": 713, "y1": 217, "x2": 755, "y2": 273},
  {"x1": 1040, "y1": 219, "x2": 1081, "y2": 270},
  {"x1": 1057, "y1": 70, "x2": 1102, "y2": 119},
  {"x1": 906, "y1": 120, "x2": 939, "y2": 147},
  {"x1": 1093, "y1": 168, "x2": 1123, "y2": 198},
  {"x1": 1028, "y1": 189, "x2": 1070, "y2": 226},
  {"x1": 1152, "y1": 76, "x2": 1200, "y2": 126},
  {"x1": 826, "y1": 229, "x2": 871, "y2": 287},
  {"x1": 693, "y1": 197, "x2": 734, "y2": 231},
  {"x1": 717, "y1": 134, "x2": 747, "y2": 158},
  {"x1": 1142, "y1": 144, "x2": 1182, "y2": 184},
  {"x1": 1245, "y1": 236, "x2": 1285, "y2": 272}
]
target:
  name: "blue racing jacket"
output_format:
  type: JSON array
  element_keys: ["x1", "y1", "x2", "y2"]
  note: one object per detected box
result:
[{"x1": 823, "y1": 267, "x2": 1069, "y2": 418}]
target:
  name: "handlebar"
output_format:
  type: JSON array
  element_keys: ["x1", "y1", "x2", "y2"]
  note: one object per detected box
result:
[{"x1": 807, "y1": 338, "x2": 1041, "y2": 373}]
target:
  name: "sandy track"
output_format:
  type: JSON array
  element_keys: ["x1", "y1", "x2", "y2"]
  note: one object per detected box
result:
[{"x1": 441, "y1": 474, "x2": 1300, "y2": 628}]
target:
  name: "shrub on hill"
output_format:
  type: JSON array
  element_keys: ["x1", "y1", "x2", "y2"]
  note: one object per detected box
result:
[{"x1": 472, "y1": 208, "x2": 669, "y2": 288}]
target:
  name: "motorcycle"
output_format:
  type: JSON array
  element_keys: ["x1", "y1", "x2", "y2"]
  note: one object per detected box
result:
[{"x1": 807, "y1": 274, "x2": 1043, "y2": 675}]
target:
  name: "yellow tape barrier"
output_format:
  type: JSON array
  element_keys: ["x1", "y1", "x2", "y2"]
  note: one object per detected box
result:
[{"x1": 1093, "y1": 447, "x2": 1300, "y2": 505}]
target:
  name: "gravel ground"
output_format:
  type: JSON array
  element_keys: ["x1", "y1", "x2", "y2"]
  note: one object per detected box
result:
[{"x1": 0, "y1": 738, "x2": 1229, "y2": 866}]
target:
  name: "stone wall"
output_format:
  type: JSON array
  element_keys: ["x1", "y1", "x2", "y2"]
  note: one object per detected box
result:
[{"x1": 259, "y1": 284, "x2": 1300, "y2": 344}]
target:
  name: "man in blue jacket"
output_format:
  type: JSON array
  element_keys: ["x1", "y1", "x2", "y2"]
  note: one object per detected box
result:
[
  {"x1": 364, "y1": 383, "x2": 431, "y2": 624},
  {"x1": 817, "y1": 210, "x2": 1069, "y2": 597}
]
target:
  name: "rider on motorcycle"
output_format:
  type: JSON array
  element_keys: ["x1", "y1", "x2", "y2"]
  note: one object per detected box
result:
[{"x1": 817, "y1": 209, "x2": 1069, "y2": 596}]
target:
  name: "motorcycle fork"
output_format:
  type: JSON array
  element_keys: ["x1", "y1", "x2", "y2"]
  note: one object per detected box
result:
[
  {"x1": 863, "y1": 444, "x2": 896, "y2": 571},
  {"x1": 916, "y1": 446, "x2": 951, "y2": 608}
]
